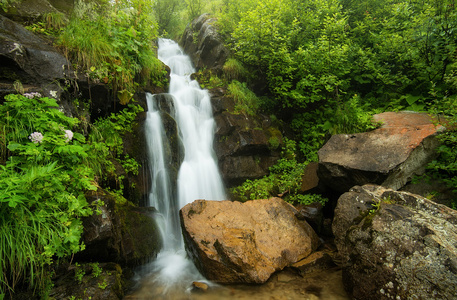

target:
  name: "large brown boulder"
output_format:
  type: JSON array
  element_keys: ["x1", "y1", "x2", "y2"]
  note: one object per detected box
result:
[
  {"x1": 333, "y1": 184, "x2": 457, "y2": 299},
  {"x1": 180, "y1": 198, "x2": 320, "y2": 284},
  {"x1": 318, "y1": 111, "x2": 447, "y2": 193}
]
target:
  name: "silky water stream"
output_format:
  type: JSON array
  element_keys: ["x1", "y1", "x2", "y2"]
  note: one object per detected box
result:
[{"x1": 126, "y1": 39, "x2": 349, "y2": 300}]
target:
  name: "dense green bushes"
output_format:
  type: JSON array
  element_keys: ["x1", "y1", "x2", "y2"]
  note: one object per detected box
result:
[
  {"x1": 216, "y1": 0, "x2": 456, "y2": 154},
  {"x1": 215, "y1": 0, "x2": 457, "y2": 203},
  {"x1": 0, "y1": 93, "x2": 143, "y2": 296},
  {"x1": 0, "y1": 94, "x2": 96, "y2": 295}
]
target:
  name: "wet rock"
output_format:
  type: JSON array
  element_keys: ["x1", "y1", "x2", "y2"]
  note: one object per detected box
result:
[
  {"x1": 211, "y1": 88, "x2": 282, "y2": 187},
  {"x1": 291, "y1": 250, "x2": 336, "y2": 276},
  {"x1": 1, "y1": 0, "x2": 61, "y2": 23},
  {"x1": 77, "y1": 189, "x2": 162, "y2": 267},
  {"x1": 333, "y1": 184, "x2": 457, "y2": 299},
  {"x1": 300, "y1": 162, "x2": 320, "y2": 193},
  {"x1": 0, "y1": 14, "x2": 72, "y2": 85},
  {"x1": 318, "y1": 112, "x2": 447, "y2": 193},
  {"x1": 180, "y1": 14, "x2": 229, "y2": 72},
  {"x1": 192, "y1": 281, "x2": 209, "y2": 292},
  {"x1": 180, "y1": 198, "x2": 320, "y2": 284},
  {"x1": 295, "y1": 202, "x2": 324, "y2": 234}
]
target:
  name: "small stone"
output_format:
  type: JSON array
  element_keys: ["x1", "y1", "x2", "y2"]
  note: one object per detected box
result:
[{"x1": 192, "y1": 281, "x2": 208, "y2": 292}]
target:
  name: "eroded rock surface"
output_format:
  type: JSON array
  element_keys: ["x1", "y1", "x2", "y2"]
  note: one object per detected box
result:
[
  {"x1": 180, "y1": 14, "x2": 229, "y2": 72},
  {"x1": 318, "y1": 111, "x2": 446, "y2": 193},
  {"x1": 333, "y1": 184, "x2": 457, "y2": 299},
  {"x1": 0, "y1": 14, "x2": 72, "y2": 94},
  {"x1": 211, "y1": 87, "x2": 282, "y2": 187},
  {"x1": 180, "y1": 198, "x2": 320, "y2": 284}
]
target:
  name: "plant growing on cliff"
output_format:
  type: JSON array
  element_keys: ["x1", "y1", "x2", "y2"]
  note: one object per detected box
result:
[
  {"x1": 231, "y1": 138, "x2": 327, "y2": 205},
  {"x1": 88, "y1": 103, "x2": 143, "y2": 193},
  {"x1": 227, "y1": 80, "x2": 260, "y2": 116},
  {"x1": 0, "y1": 94, "x2": 98, "y2": 295},
  {"x1": 58, "y1": 0, "x2": 166, "y2": 104}
]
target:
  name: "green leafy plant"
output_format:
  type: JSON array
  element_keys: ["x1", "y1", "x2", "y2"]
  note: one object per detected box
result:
[
  {"x1": 231, "y1": 139, "x2": 315, "y2": 204},
  {"x1": 0, "y1": 93, "x2": 97, "y2": 294},
  {"x1": 88, "y1": 103, "x2": 143, "y2": 194},
  {"x1": 74, "y1": 263, "x2": 85, "y2": 284},
  {"x1": 97, "y1": 279, "x2": 108, "y2": 290},
  {"x1": 292, "y1": 193, "x2": 328, "y2": 206},
  {"x1": 90, "y1": 263, "x2": 103, "y2": 278}
]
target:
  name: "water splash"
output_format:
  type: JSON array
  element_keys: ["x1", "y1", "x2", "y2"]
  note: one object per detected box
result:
[{"x1": 141, "y1": 38, "x2": 226, "y2": 294}]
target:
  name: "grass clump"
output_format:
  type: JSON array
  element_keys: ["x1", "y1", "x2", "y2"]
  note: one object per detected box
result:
[{"x1": 227, "y1": 80, "x2": 260, "y2": 116}]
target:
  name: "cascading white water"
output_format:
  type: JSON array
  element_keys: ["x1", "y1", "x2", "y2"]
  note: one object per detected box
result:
[{"x1": 143, "y1": 38, "x2": 226, "y2": 293}]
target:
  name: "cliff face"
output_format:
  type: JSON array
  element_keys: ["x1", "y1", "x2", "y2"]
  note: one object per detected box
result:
[{"x1": 180, "y1": 13, "x2": 229, "y2": 73}]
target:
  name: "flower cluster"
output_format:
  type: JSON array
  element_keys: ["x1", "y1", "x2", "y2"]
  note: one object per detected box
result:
[
  {"x1": 29, "y1": 132, "x2": 44, "y2": 144},
  {"x1": 23, "y1": 92, "x2": 42, "y2": 99},
  {"x1": 64, "y1": 130, "x2": 73, "y2": 143}
]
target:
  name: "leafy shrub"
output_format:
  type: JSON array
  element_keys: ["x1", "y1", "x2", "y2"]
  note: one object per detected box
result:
[
  {"x1": 423, "y1": 96, "x2": 457, "y2": 207},
  {"x1": 232, "y1": 139, "x2": 316, "y2": 203},
  {"x1": 88, "y1": 103, "x2": 143, "y2": 191},
  {"x1": 0, "y1": 94, "x2": 96, "y2": 294}
]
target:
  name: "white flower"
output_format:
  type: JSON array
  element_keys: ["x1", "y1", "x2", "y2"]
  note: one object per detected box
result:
[
  {"x1": 64, "y1": 130, "x2": 73, "y2": 143},
  {"x1": 50, "y1": 90, "x2": 57, "y2": 98},
  {"x1": 23, "y1": 92, "x2": 42, "y2": 99},
  {"x1": 29, "y1": 132, "x2": 44, "y2": 144}
]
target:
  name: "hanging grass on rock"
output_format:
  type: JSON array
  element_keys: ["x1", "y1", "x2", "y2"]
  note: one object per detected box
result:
[{"x1": 58, "y1": 0, "x2": 166, "y2": 104}]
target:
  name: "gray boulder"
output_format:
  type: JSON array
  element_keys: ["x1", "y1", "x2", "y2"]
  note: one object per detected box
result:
[
  {"x1": 318, "y1": 112, "x2": 447, "y2": 193},
  {"x1": 180, "y1": 198, "x2": 320, "y2": 284},
  {"x1": 0, "y1": 14, "x2": 72, "y2": 82},
  {"x1": 333, "y1": 184, "x2": 457, "y2": 299}
]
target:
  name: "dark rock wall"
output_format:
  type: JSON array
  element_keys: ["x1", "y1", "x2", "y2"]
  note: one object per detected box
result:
[
  {"x1": 210, "y1": 87, "x2": 282, "y2": 187},
  {"x1": 180, "y1": 14, "x2": 229, "y2": 72}
]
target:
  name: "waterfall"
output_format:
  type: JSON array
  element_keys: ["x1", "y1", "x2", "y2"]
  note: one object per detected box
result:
[{"x1": 143, "y1": 38, "x2": 226, "y2": 293}]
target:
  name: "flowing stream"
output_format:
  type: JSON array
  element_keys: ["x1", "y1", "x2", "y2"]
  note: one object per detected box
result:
[{"x1": 139, "y1": 39, "x2": 226, "y2": 296}]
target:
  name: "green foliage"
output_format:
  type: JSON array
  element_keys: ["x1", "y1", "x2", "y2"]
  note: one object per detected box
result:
[
  {"x1": 74, "y1": 263, "x2": 85, "y2": 284},
  {"x1": 153, "y1": 0, "x2": 185, "y2": 38},
  {"x1": 223, "y1": 58, "x2": 250, "y2": 82},
  {"x1": 25, "y1": 12, "x2": 67, "y2": 37},
  {"x1": 424, "y1": 106, "x2": 457, "y2": 206},
  {"x1": 90, "y1": 263, "x2": 103, "y2": 278},
  {"x1": 0, "y1": 0, "x2": 19, "y2": 12},
  {"x1": 231, "y1": 138, "x2": 327, "y2": 205},
  {"x1": 292, "y1": 193, "x2": 328, "y2": 206},
  {"x1": 58, "y1": 0, "x2": 165, "y2": 104},
  {"x1": 88, "y1": 104, "x2": 143, "y2": 191},
  {"x1": 322, "y1": 94, "x2": 378, "y2": 135},
  {"x1": 0, "y1": 94, "x2": 95, "y2": 294},
  {"x1": 227, "y1": 80, "x2": 260, "y2": 116}
]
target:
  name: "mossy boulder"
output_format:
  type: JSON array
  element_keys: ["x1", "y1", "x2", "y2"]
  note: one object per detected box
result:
[
  {"x1": 333, "y1": 185, "x2": 457, "y2": 299},
  {"x1": 77, "y1": 188, "x2": 161, "y2": 267}
]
